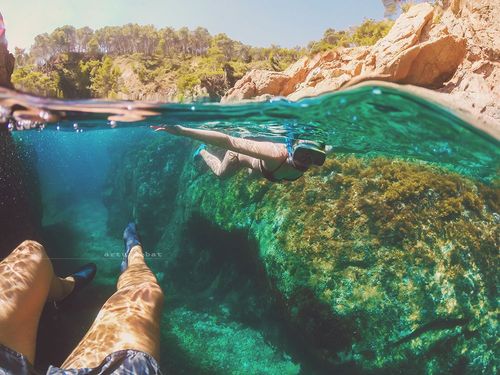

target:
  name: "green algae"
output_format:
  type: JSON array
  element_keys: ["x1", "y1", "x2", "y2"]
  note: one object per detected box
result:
[
  {"x1": 96, "y1": 130, "x2": 499, "y2": 373},
  {"x1": 166, "y1": 307, "x2": 301, "y2": 375},
  {"x1": 169, "y1": 151, "x2": 498, "y2": 373}
]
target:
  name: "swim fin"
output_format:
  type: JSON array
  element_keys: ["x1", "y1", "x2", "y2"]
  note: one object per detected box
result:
[
  {"x1": 193, "y1": 143, "x2": 206, "y2": 159},
  {"x1": 121, "y1": 222, "x2": 141, "y2": 272}
]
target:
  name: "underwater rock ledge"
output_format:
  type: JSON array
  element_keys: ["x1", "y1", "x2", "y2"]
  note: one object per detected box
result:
[{"x1": 105, "y1": 138, "x2": 498, "y2": 374}]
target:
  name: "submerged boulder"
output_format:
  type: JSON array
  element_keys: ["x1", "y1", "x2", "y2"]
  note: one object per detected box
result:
[
  {"x1": 158, "y1": 155, "x2": 498, "y2": 373},
  {"x1": 105, "y1": 134, "x2": 497, "y2": 373},
  {"x1": 103, "y1": 135, "x2": 190, "y2": 248}
]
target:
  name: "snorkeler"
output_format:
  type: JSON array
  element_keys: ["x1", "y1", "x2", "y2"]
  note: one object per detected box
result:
[
  {"x1": 153, "y1": 125, "x2": 326, "y2": 182},
  {"x1": 0, "y1": 223, "x2": 164, "y2": 374}
]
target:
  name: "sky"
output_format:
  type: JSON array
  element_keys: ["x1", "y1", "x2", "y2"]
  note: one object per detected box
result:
[{"x1": 1, "y1": 0, "x2": 386, "y2": 50}]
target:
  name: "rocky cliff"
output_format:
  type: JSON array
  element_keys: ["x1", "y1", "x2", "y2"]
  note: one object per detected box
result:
[
  {"x1": 222, "y1": 0, "x2": 500, "y2": 127},
  {"x1": 0, "y1": 44, "x2": 14, "y2": 88}
]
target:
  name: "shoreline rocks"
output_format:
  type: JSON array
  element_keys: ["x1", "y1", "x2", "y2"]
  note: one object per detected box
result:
[{"x1": 222, "y1": 1, "x2": 500, "y2": 127}]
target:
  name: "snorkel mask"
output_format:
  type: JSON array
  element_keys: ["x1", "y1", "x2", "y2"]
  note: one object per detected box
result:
[{"x1": 286, "y1": 139, "x2": 326, "y2": 171}]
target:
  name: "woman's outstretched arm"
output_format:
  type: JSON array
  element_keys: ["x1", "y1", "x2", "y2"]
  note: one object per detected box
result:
[{"x1": 153, "y1": 125, "x2": 287, "y2": 161}]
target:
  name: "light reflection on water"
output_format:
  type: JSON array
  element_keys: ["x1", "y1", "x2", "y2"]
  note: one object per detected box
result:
[{"x1": 3, "y1": 83, "x2": 499, "y2": 182}]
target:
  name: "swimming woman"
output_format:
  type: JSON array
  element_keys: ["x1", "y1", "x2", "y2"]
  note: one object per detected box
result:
[{"x1": 153, "y1": 125, "x2": 326, "y2": 182}]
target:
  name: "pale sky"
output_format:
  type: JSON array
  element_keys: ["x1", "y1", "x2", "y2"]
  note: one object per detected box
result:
[{"x1": 2, "y1": 0, "x2": 386, "y2": 51}]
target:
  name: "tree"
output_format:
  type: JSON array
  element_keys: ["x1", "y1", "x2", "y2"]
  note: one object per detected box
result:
[
  {"x1": 11, "y1": 65, "x2": 61, "y2": 97},
  {"x1": 381, "y1": 0, "x2": 402, "y2": 17},
  {"x1": 14, "y1": 47, "x2": 29, "y2": 66},
  {"x1": 350, "y1": 19, "x2": 394, "y2": 46},
  {"x1": 75, "y1": 27, "x2": 94, "y2": 53},
  {"x1": 89, "y1": 56, "x2": 121, "y2": 98}
]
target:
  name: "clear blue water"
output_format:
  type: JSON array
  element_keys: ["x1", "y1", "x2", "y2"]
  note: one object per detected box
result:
[{"x1": 4, "y1": 84, "x2": 499, "y2": 181}]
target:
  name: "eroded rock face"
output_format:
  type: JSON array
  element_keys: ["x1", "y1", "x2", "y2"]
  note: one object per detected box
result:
[
  {"x1": 0, "y1": 45, "x2": 14, "y2": 88},
  {"x1": 222, "y1": 1, "x2": 500, "y2": 126}
]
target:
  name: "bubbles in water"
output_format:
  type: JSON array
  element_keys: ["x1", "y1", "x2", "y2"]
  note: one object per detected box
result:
[
  {"x1": 372, "y1": 88, "x2": 382, "y2": 95},
  {"x1": 73, "y1": 123, "x2": 79, "y2": 130}
]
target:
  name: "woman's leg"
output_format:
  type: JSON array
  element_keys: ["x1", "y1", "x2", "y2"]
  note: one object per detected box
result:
[
  {"x1": 61, "y1": 245, "x2": 164, "y2": 369},
  {"x1": 0, "y1": 240, "x2": 75, "y2": 364},
  {"x1": 157, "y1": 126, "x2": 287, "y2": 162},
  {"x1": 200, "y1": 149, "x2": 242, "y2": 178}
]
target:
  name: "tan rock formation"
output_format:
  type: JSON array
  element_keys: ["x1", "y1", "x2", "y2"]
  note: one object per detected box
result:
[{"x1": 222, "y1": 0, "x2": 500, "y2": 127}]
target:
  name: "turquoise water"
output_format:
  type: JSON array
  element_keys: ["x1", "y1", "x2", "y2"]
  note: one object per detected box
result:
[
  {"x1": 1, "y1": 84, "x2": 499, "y2": 374},
  {"x1": 3, "y1": 85, "x2": 499, "y2": 181}
]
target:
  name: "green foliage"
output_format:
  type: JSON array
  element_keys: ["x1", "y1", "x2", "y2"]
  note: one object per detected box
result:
[
  {"x1": 11, "y1": 65, "x2": 61, "y2": 97},
  {"x1": 88, "y1": 56, "x2": 121, "y2": 98},
  {"x1": 13, "y1": 24, "x2": 304, "y2": 99},
  {"x1": 50, "y1": 53, "x2": 92, "y2": 98},
  {"x1": 12, "y1": 18, "x2": 392, "y2": 99},
  {"x1": 350, "y1": 19, "x2": 395, "y2": 46},
  {"x1": 308, "y1": 19, "x2": 394, "y2": 53}
]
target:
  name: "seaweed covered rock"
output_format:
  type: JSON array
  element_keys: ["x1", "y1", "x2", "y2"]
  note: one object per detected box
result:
[
  {"x1": 164, "y1": 155, "x2": 498, "y2": 374},
  {"x1": 164, "y1": 307, "x2": 301, "y2": 375},
  {"x1": 103, "y1": 134, "x2": 190, "y2": 248}
]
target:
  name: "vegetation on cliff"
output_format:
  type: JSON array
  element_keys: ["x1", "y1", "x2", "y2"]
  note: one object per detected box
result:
[{"x1": 12, "y1": 19, "x2": 394, "y2": 101}]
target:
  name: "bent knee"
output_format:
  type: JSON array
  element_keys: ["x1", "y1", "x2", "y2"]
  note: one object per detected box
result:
[
  {"x1": 15, "y1": 240, "x2": 48, "y2": 262},
  {"x1": 127, "y1": 281, "x2": 164, "y2": 306},
  {"x1": 140, "y1": 282, "x2": 164, "y2": 304}
]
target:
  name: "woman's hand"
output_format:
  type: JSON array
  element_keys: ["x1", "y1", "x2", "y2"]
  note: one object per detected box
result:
[{"x1": 150, "y1": 125, "x2": 183, "y2": 135}]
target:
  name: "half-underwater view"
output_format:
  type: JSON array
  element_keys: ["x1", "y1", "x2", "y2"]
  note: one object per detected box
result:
[{"x1": 0, "y1": 1, "x2": 498, "y2": 374}]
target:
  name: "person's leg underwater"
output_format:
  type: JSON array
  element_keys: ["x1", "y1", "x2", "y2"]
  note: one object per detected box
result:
[
  {"x1": 199, "y1": 149, "x2": 241, "y2": 178},
  {"x1": 153, "y1": 125, "x2": 287, "y2": 162},
  {"x1": 61, "y1": 223, "x2": 164, "y2": 369},
  {"x1": 0, "y1": 240, "x2": 83, "y2": 364}
]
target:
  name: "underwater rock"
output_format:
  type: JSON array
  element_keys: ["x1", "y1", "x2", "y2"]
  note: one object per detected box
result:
[
  {"x1": 105, "y1": 135, "x2": 498, "y2": 373},
  {"x1": 164, "y1": 307, "x2": 301, "y2": 375},
  {"x1": 156, "y1": 155, "x2": 498, "y2": 373},
  {"x1": 103, "y1": 135, "x2": 190, "y2": 248},
  {"x1": 222, "y1": 0, "x2": 500, "y2": 126},
  {"x1": 0, "y1": 132, "x2": 42, "y2": 257}
]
